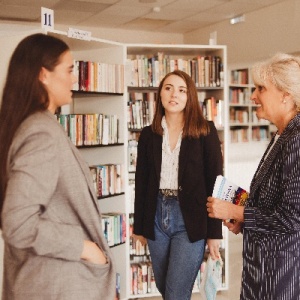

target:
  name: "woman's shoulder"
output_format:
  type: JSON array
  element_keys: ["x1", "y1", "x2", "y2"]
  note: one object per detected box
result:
[
  {"x1": 204, "y1": 120, "x2": 218, "y2": 137},
  {"x1": 17, "y1": 110, "x2": 59, "y2": 138},
  {"x1": 207, "y1": 120, "x2": 216, "y2": 129},
  {"x1": 22, "y1": 110, "x2": 56, "y2": 124},
  {"x1": 139, "y1": 125, "x2": 161, "y2": 144},
  {"x1": 140, "y1": 125, "x2": 153, "y2": 135}
]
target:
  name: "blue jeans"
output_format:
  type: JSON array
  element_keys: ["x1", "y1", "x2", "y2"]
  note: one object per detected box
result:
[{"x1": 147, "y1": 192, "x2": 205, "y2": 300}]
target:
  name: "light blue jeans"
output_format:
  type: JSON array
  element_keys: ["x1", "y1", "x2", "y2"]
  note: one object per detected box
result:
[{"x1": 147, "y1": 192, "x2": 205, "y2": 300}]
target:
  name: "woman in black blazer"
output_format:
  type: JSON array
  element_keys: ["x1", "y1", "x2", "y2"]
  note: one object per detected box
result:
[
  {"x1": 208, "y1": 53, "x2": 300, "y2": 300},
  {"x1": 133, "y1": 70, "x2": 223, "y2": 299}
]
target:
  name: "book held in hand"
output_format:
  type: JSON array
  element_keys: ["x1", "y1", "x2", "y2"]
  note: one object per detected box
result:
[
  {"x1": 199, "y1": 255, "x2": 223, "y2": 300},
  {"x1": 212, "y1": 175, "x2": 248, "y2": 206}
]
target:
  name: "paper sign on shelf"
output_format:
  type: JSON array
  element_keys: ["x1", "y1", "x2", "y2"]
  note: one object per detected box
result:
[
  {"x1": 41, "y1": 7, "x2": 54, "y2": 30},
  {"x1": 68, "y1": 28, "x2": 92, "y2": 41}
]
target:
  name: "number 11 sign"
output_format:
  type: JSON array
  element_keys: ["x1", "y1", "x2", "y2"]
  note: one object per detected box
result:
[{"x1": 41, "y1": 7, "x2": 54, "y2": 31}]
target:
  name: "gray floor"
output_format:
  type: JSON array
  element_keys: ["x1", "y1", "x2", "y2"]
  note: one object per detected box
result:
[{"x1": 146, "y1": 232, "x2": 243, "y2": 300}]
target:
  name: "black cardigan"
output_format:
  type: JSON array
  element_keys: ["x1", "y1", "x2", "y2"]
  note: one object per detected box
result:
[{"x1": 133, "y1": 121, "x2": 223, "y2": 242}]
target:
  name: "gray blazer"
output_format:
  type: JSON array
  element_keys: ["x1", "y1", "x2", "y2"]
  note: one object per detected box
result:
[
  {"x1": 241, "y1": 114, "x2": 300, "y2": 299},
  {"x1": 2, "y1": 110, "x2": 115, "y2": 300}
]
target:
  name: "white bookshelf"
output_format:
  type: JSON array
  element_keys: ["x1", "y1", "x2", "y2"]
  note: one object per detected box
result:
[
  {"x1": 228, "y1": 67, "x2": 272, "y2": 191},
  {"x1": 47, "y1": 30, "x2": 129, "y2": 299},
  {"x1": 229, "y1": 68, "x2": 272, "y2": 143},
  {"x1": 0, "y1": 31, "x2": 231, "y2": 299}
]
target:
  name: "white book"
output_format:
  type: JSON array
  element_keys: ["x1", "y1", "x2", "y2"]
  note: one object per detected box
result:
[
  {"x1": 212, "y1": 175, "x2": 248, "y2": 206},
  {"x1": 102, "y1": 115, "x2": 109, "y2": 145}
]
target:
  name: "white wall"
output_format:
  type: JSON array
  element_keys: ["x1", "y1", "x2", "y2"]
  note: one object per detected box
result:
[
  {"x1": 184, "y1": 0, "x2": 300, "y2": 66},
  {"x1": 0, "y1": 21, "x2": 184, "y2": 45},
  {"x1": 0, "y1": 30, "x2": 45, "y2": 296}
]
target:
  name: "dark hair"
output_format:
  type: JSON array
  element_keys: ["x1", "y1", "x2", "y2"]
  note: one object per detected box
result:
[
  {"x1": 151, "y1": 70, "x2": 209, "y2": 138},
  {"x1": 0, "y1": 33, "x2": 69, "y2": 226}
]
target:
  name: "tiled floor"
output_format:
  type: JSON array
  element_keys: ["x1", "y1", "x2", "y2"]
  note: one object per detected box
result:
[{"x1": 143, "y1": 233, "x2": 243, "y2": 300}]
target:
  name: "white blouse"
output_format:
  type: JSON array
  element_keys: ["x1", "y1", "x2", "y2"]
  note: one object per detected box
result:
[{"x1": 159, "y1": 116, "x2": 182, "y2": 190}]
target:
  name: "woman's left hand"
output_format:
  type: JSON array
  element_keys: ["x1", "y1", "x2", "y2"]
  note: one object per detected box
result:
[{"x1": 207, "y1": 239, "x2": 221, "y2": 260}]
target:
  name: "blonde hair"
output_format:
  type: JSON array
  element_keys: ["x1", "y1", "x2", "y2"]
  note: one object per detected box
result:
[{"x1": 251, "y1": 53, "x2": 300, "y2": 111}]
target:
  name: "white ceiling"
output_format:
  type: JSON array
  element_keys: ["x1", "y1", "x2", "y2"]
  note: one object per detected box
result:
[{"x1": 0, "y1": 0, "x2": 288, "y2": 34}]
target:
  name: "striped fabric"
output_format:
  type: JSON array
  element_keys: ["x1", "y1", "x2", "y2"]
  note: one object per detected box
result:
[{"x1": 241, "y1": 114, "x2": 300, "y2": 300}]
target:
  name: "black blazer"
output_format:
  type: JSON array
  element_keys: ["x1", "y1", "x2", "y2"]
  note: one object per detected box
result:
[{"x1": 134, "y1": 121, "x2": 223, "y2": 242}]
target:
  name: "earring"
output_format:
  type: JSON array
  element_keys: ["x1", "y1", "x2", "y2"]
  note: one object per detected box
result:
[{"x1": 283, "y1": 98, "x2": 287, "y2": 104}]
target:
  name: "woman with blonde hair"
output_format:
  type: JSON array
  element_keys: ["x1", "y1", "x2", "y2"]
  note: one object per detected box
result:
[{"x1": 208, "y1": 53, "x2": 300, "y2": 299}]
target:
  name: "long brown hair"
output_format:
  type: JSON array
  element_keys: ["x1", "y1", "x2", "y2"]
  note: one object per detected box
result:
[
  {"x1": 151, "y1": 70, "x2": 209, "y2": 138},
  {"x1": 0, "y1": 33, "x2": 69, "y2": 226}
]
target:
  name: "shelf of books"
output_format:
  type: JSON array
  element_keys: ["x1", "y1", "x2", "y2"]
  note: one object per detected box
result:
[
  {"x1": 47, "y1": 29, "x2": 128, "y2": 299},
  {"x1": 126, "y1": 43, "x2": 229, "y2": 298},
  {"x1": 227, "y1": 67, "x2": 272, "y2": 191},
  {"x1": 229, "y1": 68, "x2": 271, "y2": 143}
]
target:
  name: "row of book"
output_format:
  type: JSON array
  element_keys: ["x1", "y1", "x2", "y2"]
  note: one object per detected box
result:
[
  {"x1": 102, "y1": 212, "x2": 126, "y2": 247},
  {"x1": 230, "y1": 108, "x2": 271, "y2": 125},
  {"x1": 201, "y1": 97, "x2": 225, "y2": 129},
  {"x1": 252, "y1": 127, "x2": 269, "y2": 141},
  {"x1": 57, "y1": 113, "x2": 119, "y2": 146},
  {"x1": 230, "y1": 127, "x2": 269, "y2": 142},
  {"x1": 231, "y1": 69, "x2": 249, "y2": 85},
  {"x1": 129, "y1": 257, "x2": 224, "y2": 296},
  {"x1": 130, "y1": 261, "x2": 157, "y2": 295},
  {"x1": 89, "y1": 164, "x2": 124, "y2": 198},
  {"x1": 229, "y1": 87, "x2": 251, "y2": 104},
  {"x1": 128, "y1": 179, "x2": 135, "y2": 214},
  {"x1": 229, "y1": 108, "x2": 249, "y2": 124},
  {"x1": 127, "y1": 92, "x2": 225, "y2": 131},
  {"x1": 127, "y1": 53, "x2": 224, "y2": 88},
  {"x1": 230, "y1": 128, "x2": 249, "y2": 143},
  {"x1": 127, "y1": 92, "x2": 156, "y2": 130},
  {"x1": 128, "y1": 140, "x2": 138, "y2": 173},
  {"x1": 129, "y1": 214, "x2": 150, "y2": 256},
  {"x1": 72, "y1": 60, "x2": 124, "y2": 93}
]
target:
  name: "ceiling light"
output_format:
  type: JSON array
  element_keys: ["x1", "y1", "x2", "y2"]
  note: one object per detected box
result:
[{"x1": 230, "y1": 14, "x2": 245, "y2": 25}]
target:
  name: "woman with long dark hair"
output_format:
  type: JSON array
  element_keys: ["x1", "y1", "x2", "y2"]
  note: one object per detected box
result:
[
  {"x1": 133, "y1": 70, "x2": 223, "y2": 299},
  {"x1": 0, "y1": 33, "x2": 115, "y2": 300}
]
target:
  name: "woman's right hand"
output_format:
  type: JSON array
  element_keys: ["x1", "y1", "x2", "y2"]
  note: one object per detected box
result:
[
  {"x1": 223, "y1": 220, "x2": 243, "y2": 235},
  {"x1": 81, "y1": 240, "x2": 107, "y2": 265},
  {"x1": 207, "y1": 196, "x2": 245, "y2": 222},
  {"x1": 132, "y1": 234, "x2": 147, "y2": 246}
]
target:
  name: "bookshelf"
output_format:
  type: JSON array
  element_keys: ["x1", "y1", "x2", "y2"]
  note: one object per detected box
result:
[
  {"x1": 227, "y1": 67, "x2": 272, "y2": 191},
  {"x1": 125, "y1": 43, "x2": 229, "y2": 298},
  {"x1": 229, "y1": 68, "x2": 271, "y2": 143},
  {"x1": 47, "y1": 30, "x2": 128, "y2": 299}
]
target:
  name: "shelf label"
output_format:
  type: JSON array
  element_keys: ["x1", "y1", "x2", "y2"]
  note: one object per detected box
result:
[
  {"x1": 41, "y1": 7, "x2": 54, "y2": 30},
  {"x1": 68, "y1": 27, "x2": 92, "y2": 41}
]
